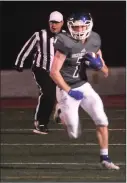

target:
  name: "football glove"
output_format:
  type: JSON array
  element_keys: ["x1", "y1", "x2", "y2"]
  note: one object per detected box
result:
[
  {"x1": 68, "y1": 90, "x2": 84, "y2": 100},
  {"x1": 84, "y1": 53, "x2": 103, "y2": 70}
]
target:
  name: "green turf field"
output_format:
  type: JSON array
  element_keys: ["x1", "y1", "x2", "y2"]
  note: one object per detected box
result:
[{"x1": 0, "y1": 108, "x2": 126, "y2": 182}]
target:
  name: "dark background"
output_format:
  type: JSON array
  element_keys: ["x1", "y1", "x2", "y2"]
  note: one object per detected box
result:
[{"x1": 1, "y1": 1, "x2": 126, "y2": 69}]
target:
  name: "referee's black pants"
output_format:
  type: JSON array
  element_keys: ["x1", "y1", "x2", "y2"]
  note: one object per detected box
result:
[{"x1": 32, "y1": 67, "x2": 56, "y2": 126}]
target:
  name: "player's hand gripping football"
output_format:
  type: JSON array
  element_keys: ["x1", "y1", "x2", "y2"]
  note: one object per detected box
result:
[{"x1": 84, "y1": 52, "x2": 103, "y2": 70}]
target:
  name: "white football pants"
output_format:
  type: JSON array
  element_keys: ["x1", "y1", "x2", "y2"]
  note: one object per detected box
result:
[{"x1": 56, "y1": 82, "x2": 108, "y2": 139}]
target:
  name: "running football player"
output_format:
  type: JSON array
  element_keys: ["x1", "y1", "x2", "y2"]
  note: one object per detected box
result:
[{"x1": 50, "y1": 12, "x2": 120, "y2": 170}]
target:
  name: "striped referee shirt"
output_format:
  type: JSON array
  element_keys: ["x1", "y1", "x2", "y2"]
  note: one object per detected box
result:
[{"x1": 15, "y1": 29, "x2": 65, "y2": 72}]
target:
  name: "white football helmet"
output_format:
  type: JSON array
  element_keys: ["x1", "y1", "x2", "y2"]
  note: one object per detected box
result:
[{"x1": 67, "y1": 12, "x2": 93, "y2": 40}]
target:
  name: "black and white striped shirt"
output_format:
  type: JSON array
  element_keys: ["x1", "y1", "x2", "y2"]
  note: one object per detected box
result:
[{"x1": 15, "y1": 29, "x2": 65, "y2": 72}]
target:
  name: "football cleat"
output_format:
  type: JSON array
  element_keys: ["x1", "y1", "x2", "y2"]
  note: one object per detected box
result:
[
  {"x1": 101, "y1": 160, "x2": 120, "y2": 170},
  {"x1": 33, "y1": 121, "x2": 49, "y2": 135}
]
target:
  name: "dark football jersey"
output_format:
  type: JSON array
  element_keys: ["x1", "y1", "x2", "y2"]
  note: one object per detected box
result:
[{"x1": 54, "y1": 31, "x2": 101, "y2": 88}]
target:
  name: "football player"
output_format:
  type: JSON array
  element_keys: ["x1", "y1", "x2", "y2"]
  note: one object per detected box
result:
[{"x1": 50, "y1": 12, "x2": 120, "y2": 170}]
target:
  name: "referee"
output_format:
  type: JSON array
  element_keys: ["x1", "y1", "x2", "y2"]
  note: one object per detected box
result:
[{"x1": 15, "y1": 11, "x2": 64, "y2": 134}]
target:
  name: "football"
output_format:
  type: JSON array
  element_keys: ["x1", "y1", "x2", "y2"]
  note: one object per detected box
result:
[
  {"x1": 84, "y1": 52, "x2": 103, "y2": 71},
  {"x1": 91, "y1": 52, "x2": 96, "y2": 58},
  {"x1": 84, "y1": 52, "x2": 97, "y2": 66}
]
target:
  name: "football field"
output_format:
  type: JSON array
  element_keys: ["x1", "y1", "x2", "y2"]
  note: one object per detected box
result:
[{"x1": 0, "y1": 102, "x2": 126, "y2": 182}]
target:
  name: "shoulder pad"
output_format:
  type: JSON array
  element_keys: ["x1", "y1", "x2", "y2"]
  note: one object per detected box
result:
[
  {"x1": 56, "y1": 32, "x2": 75, "y2": 49},
  {"x1": 90, "y1": 31, "x2": 101, "y2": 49},
  {"x1": 90, "y1": 31, "x2": 101, "y2": 42}
]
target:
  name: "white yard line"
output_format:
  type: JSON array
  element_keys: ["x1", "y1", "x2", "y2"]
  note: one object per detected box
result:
[
  {"x1": 0, "y1": 162, "x2": 125, "y2": 166},
  {"x1": 0, "y1": 128, "x2": 126, "y2": 132},
  {"x1": 1, "y1": 143, "x2": 125, "y2": 146},
  {"x1": 1, "y1": 117, "x2": 125, "y2": 121},
  {"x1": 80, "y1": 117, "x2": 125, "y2": 120}
]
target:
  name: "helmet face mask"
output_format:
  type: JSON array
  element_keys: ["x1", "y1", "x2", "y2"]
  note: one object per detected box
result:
[{"x1": 67, "y1": 13, "x2": 93, "y2": 40}]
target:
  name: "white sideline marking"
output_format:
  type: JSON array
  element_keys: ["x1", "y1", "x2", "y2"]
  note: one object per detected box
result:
[
  {"x1": 1, "y1": 143, "x2": 125, "y2": 146},
  {"x1": 1, "y1": 128, "x2": 126, "y2": 132},
  {"x1": 2, "y1": 117, "x2": 125, "y2": 120},
  {"x1": 0, "y1": 162, "x2": 125, "y2": 166},
  {"x1": 80, "y1": 117, "x2": 125, "y2": 120}
]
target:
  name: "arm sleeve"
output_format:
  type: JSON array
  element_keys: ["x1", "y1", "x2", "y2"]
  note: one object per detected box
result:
[{"x1": 15, "y1": 32, "x2": 38, "y2": 68}]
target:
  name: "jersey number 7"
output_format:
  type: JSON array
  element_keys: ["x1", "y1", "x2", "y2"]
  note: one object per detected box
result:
[{"x1": 73, "y1": 57, "x2": 83, "y2": 78}]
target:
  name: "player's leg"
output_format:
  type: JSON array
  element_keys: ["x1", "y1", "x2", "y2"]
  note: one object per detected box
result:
[
  {"x1": 56, "y1": 86, "x2": 81, "y2": 139},
  {"x1": 32, "y1": 68, "x2": 56, "y2": 134},
  {"x1": 80, "y1": 82, "x2": 120, "y2": 170},
  {"x1": 53, "y1": 102, "x2": 62, "y2": 124}
]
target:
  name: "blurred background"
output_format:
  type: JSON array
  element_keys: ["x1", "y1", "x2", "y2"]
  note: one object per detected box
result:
[
  {"x1": 1, "y1": 1, "x2": 126, "y2": 69},
  {"x1": 1, "y1": 1, "x2": 126, "y2": 98}
]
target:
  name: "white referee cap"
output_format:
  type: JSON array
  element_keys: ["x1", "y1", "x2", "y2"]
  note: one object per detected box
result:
[{"x1": 49, "y1": 11, "x2": 63, "y2": 22}]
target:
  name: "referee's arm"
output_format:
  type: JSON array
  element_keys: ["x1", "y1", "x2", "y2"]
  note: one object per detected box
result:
[{"x1": 15, "y1": 32, "x2": 38, "y2": 70}]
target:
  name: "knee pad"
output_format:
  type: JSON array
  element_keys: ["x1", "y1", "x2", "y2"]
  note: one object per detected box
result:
[
  {"x1": 94, "y1": 113, "x2": 109, "y2": 126},
  {"x1": 60, "y1": 111, "x2": 81, "y2": 139}
]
